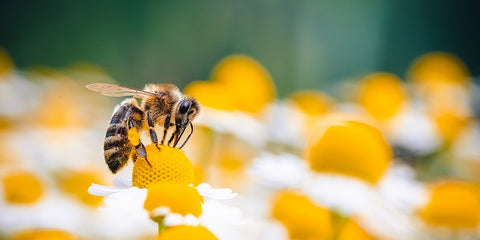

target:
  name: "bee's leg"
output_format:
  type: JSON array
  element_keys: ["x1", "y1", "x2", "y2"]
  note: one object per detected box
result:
[
  {"x1": 174, "y1": 120, "x2": 190, "y2": 147},
  {"x1": 168, "y1": 130, "x2": 176, "y2": 146},
  {"x1": 146, "y1": 111, "x2": 160, "y2": 150},
  {"x1": 161, "y1": 113, "x2": 171, "y2": 145},
  {"x1": 178, "y1": 122, "x2": 194, "y2": 149},
  {"x1": 127, "y1": 119, "x2": 152, "y2": 167}
]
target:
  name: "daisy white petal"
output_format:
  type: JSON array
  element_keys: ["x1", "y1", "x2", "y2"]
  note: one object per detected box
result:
[{"x1": 196, "y1": 183, "x2": 237, "y2": 200}]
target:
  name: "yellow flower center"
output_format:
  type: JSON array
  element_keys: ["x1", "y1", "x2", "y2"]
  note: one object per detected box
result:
[
  {"x1": 289, "y1": 90, "x2": 333, "y2": 116},
  {"x1": 419, "y1": 181, "x2": 480, "y2": 228},
  {"x1": 272, "y1": 191, "x2": 332, "y2": 239},
  {"x1": 432, "y1": 111, "x2": 469, "y2": 144},
  {"x1": 12, "y1": 229, "x2": 76, "y2": 240},
  {"x1": 338, "y1": 219, "x2": 378, "y2": 240},
  {"x1": 0, "y1": 48, "x2": 13, "y2": 79},
  {"x1": 59, "y1": 170, "x2": 104, "y2": 207},
  {"x1": 144, "y1": 182, "x2": 203, "y2": 217},
  {"x1": 408, "y1": 52, "x2": 470, "y2": 88},
  {"x1": 157, "y1": 225, "x2": 218, "y2": 240},
  {"x1": 132, "y1": 145, "x2": 194, "y2": 188},
  {"x1": 357, "y1": 73, "x2": 408, "y2": 120},
  {"x1": 2, "y1": 172, "x2": 44, "y2": 204},
  {"x1": 184, "y1": 82, "x2": 238, "y2": 111},
  {"x1": 306, "y1": 120, "x2": 392, "y2": 184},
  {"x1": 185, "y1": 55, "x2": 276, "y2": 114}
]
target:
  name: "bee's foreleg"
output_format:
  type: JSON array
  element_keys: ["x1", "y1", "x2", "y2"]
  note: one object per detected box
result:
[
  {"x1": 147, "y1": 111, "x2": 160, "y2": 150},
  {"x1": 127, "y1": 119, "x2": 152, "y2": 167},
  {"x1": 173, "y1": 121, "x2": 190, "y2": 147},
  {"x1": 178, "y1": 122, "x2": 194, "y2": 149},
  {"x1": 161, "y1": 113, "x2": 171, "y2": 145}
]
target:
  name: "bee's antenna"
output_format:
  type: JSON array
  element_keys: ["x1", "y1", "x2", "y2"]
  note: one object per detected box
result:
[{"x1": 178, "y1": 122, "x2": 194, "y2": 149}]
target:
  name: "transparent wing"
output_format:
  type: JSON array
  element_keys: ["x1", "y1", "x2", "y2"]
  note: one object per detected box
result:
[{"x1": 85, "y1": 83, "x2": 157, "y2": 97}]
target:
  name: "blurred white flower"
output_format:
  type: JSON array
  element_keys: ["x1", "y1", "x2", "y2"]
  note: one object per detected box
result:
[
  {"x1": 389, "y1": 105, "x2": 441, "y2": 154},
  {"x1": 248, "y1": 152, "x2": 309, "y2": 189},
  {"x1": 195, "y1": 106, "x2": 266, "y2": 147},
  {"x1": 262, "y1": 102, "x2": 305, "y2": 148}
]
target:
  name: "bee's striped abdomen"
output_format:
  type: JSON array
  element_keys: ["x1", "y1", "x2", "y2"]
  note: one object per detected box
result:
[{"x1": 104, "y1": 103, "x2": 143, "y2": 173}]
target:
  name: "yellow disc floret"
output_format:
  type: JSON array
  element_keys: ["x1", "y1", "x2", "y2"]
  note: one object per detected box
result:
[
  {"x1": 3, "y1": 172, "x2": 44, "y2": 204},
  {"x1": 306, "y1": 120, "x2": 392, "y2": 184},
  {"x1": 59, "y1": 170, "x2": 104, "y2": 207},
  {"x1": 408, "y1": 52, "x2": 470, "y2": 88},
  {"x1": 338, "y1": 219, "x2": 378, "y2": 240},
  {"x1": 12, "y1": 229, "x2": 76, "y2": 240},
  {"x1": 144, "y1": 182, "x2": 203, "y2": 217},
  {"x1": 157, "y1": 225, "x2": 218, "y2": 240},
  {"x1": 289, "y1": 90, "x2": 333, "y2": 116},
  {"x1": 184, "y1": 55, "x2": 276, "y2": 114},
  {"x1": 419, "y1": 181, "x2": 480, "y2": 228},
  {"x1": 132, "y1": 145, "x2": 194, "y2": 188},
  {"x1": 272, "y1": 191, "x2": 332, "y2": 239},
  {"x1": 357, "y1": 73, "x2": 408, "y2": 120},
  {"x1": 0, "y1": 48, "x2": 13, "y2": 79}
]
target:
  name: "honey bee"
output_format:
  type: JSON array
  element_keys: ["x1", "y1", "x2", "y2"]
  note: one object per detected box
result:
[{"x1": 86, "y1": 83, "x2": 200, "y2": 173}]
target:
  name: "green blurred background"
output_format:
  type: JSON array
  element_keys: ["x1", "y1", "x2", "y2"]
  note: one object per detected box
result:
[{"x1": 0, "y1": 0, "x2": 479, "y2": 97}]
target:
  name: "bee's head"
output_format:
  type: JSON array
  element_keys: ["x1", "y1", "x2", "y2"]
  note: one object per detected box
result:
[{"x1": 176, "y1": 97, "x2": 200, "y2": 124}]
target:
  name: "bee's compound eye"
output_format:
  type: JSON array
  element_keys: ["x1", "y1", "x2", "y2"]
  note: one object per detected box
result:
[{"x1": 178, "y1": 100, "x2": 191, "y2": 114}]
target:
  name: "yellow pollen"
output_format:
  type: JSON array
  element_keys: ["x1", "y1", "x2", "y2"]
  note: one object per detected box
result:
[
  {"x1": 132, "y1": 145, "x2": 194, "y2": 188},
  {"x1": 2, "y1": 172, "x2": 44, "y2": 204},
  {"x1": 144, "y1": 182, "x2": 203, "y2": 217},
  {"x1": 59, "y1": 170, "x2": 104, "y2": 207},
  {"x1": 157, "y1": 225, "x2": 218, "y2": 240},
  {"x1": 12, "y1": 229, "x2": 76, "y2": 240},
  {"x1": 128, "y1": 127, "x2": 141, "y2": 146},
  {"x1": 272, "y1": 191, "x2": 332, "y2": 239},
  {"x1": 419, "y1": 181, "x2": 480, "y2": 228},
  {"x1": 306, "y1": 120, "x2": 392, "y2": 184}
]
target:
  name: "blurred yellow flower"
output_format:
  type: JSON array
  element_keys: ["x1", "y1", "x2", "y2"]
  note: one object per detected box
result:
[
  {"x1": 432, "y1": 111, "x2": 470, "y2": 145},
  {"x1": 12, "y1": 229, "x2": 76, "y2": 240},
  {"x1": 185, "y1": 55, "x2": 276, "y2": 114},
  {"x1": 357, "y1": 73, "x2": 408, "y2": 120},
  {"x1": 338, "y1": 219, "x2": 378, "y2": 240},
  {"x1": 306, "y1": 120, "x2": 392, "y2": 184},
  {"x1": 2, "y1": 172, "x2": 44, "y2": 204},
  {"x1": 184, "y1": 82, "x2": 238, "y2": 111},
  {"x1": 157, "y1": 225, "x2": 217, "y2": 240},
  {"x1": 272, "y1": 191, "x2": 332, "y2": 239},
  {"x1": 59, "y1": 170, "x2": 105, "y2": 207},
  {"x1": 0, "y1": 48, "x2": 13, "y2": 79},
  {"x1": 144, "y1": 182, "x2": 203, "y2": 217},
  {"x1": 419, "y1": 181, "x2": 480, "y2": 228},
  {"x1": 132, "y1": 145, "x2": 194, "y2": 188},
  {"x1": 289, "y1": 90, "x2": 334, "y2": 116},
  {"x1": 408, "y1": 52, "x2": 470, "y2": 88}
]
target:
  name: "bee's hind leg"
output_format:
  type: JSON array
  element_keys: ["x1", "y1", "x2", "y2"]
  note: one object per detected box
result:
[{"x1": 127, "y1": 119, "x2": 152, "y2": 167}]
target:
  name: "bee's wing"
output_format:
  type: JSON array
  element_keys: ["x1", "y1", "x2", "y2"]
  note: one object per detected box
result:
[{"x1": 86, "y1": 83, "x2": 158, "y2": 97}]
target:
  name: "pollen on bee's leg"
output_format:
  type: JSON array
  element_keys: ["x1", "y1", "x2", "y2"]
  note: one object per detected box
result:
[{"x1": 128, "y1": 127, "x2": 141, "y2": 146}]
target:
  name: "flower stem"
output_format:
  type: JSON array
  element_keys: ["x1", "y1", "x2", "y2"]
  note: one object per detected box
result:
[
  {"x1": 152, "y1": 216, "x2": 166, "y2": 236},
  {"x1": 158, "y1": 222, "x2": 165, "y2": 235}
]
